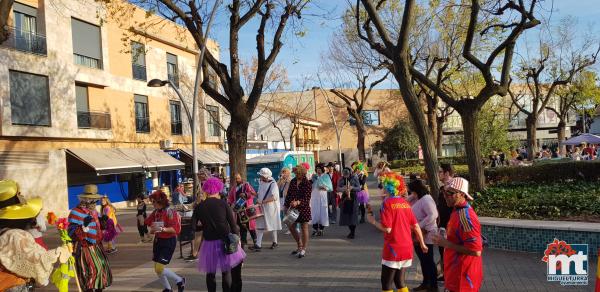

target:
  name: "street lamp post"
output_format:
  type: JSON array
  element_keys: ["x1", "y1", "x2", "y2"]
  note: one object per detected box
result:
[
  {"x1": 315, "y1": 86, "x2": 343, "y2": 167},
  {"x1": 148, "y1": 0, "x2": 220, "y2": 198}
]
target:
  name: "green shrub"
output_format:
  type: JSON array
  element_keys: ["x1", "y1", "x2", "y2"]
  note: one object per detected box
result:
[
  {"x1": 393, "y1": 164, "x2": 469, "y2": 177},
  {"x1": 390, "y1": 156, "x2": 467, "y2": 170},
  {"x1": 473, "y1": 181, "x2": 600, "y2": 220},
  {"x1": 485, "y1": 161, "x2": 600, "y2": 184}
]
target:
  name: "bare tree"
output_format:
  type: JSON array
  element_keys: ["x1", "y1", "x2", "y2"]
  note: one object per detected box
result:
[
  {"x1": 323, "y1": 32, "x2": 390, "y2": 160},
  {"x1": 509, "y1": 18, "x2": 600, "y2": 159},
  {"x1": 355, "y1": 0, "x2": 540, "y2": 192},
  {"x1": 100, "y1": 0, "x2": 309, "y2": 180}
]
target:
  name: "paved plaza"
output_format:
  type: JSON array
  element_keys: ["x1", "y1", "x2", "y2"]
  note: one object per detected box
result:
[{"x1": 40, "y1": 184, "x2": 598, "y2": 292}]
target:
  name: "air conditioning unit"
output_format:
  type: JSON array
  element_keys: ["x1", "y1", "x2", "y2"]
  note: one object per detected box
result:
[{"x1": 160, "y1": 139, "x2": 174, "y2": 149}]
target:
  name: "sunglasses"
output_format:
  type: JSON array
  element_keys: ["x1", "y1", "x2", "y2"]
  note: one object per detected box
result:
[{"x1": 444, "y1": 189, "x2": 459, "y2": 197}]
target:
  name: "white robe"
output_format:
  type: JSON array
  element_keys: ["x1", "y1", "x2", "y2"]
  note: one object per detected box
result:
[
  {"x1": 310, "y1": 188, "x2": 330, "y2": 226},
  {"x1": 256, "y1": 179, "x2": 282, "y2": 231}
]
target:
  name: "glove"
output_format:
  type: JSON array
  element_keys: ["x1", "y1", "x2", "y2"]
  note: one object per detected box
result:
[{"x1": 83, "y1": 215, "x2": 93, "y2": 227}]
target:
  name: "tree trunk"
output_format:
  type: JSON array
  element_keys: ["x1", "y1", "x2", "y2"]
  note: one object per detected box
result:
[
  {"x1": 525, "y1": 115, "x2": 538, "y2": 160},
  {"x1": 393, "y1": 73, "x2": 440, "y2": 201},
  {"x1": 356, "y1": 120, "x2": 367, "y2": 161},
  {"x1": 557, "y1": 119, "x2": 566, "y2": 156},
  {"x1": 226, "y1": 115, "x2": 250, "y2": 183},
  {"x1": 460, "y1": 108, "x2": 486, "y2": 192},
  {"x1": 0, "y1": 0, "x2": 14, "y2": 44},
  {"x1": 426, "y1": 99, "x2": 437, "y2": 145},
  {"x1": 436, "y1": 116, "x2": 444, "y2": 157}
]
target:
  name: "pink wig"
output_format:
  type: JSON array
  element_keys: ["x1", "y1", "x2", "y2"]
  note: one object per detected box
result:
[{"x1": 202, "y1": 177, "x2": 223, "y2": 195}]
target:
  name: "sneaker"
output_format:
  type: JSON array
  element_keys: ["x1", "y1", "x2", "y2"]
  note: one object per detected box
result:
[
  {"x1": 346, "y1": 233, "x2": 355, "y2": 239},
  {"x1": 437, "y1": 276, "x2": 444, "y2": 282},
  {"x1": 249, "y1": 244, "x2": 261, "y2": 252},
  {"x1": 317, "y1": 230, "x2": 324, "y2": 237},
  {"x1": 162, "y1": 289, "x2": 172, "y2": 292},
  {"x1": 177, "y1": 277, "x2": 185, "y2": 292},
  {"x1": 359, "y1": 217, "x2": 365, "y2": 224},
  {"x1": 283, "y1": 230, "x2": 291, "y2": 235},
  {"x1": 330, "y1": 220, "x2": 336, "y2": 225},
  {"x1": 270, "y1": 242, "x2": 278, "y2": 249},
  {"x1": 184, "y1": 255, "x2": 196, "y2": 262},
  {"x1": 298, "y1": 249, "x2": 306, "y2": 258},
  {"x1": 106, "y1": 248, "x2": 118, "y2": 254},
  {"x1": 311, "y1": 230, "x2": 318, "y2": 237},
  {"x1": 291, "y1": 249, "x2": 300, "y2": 255}
]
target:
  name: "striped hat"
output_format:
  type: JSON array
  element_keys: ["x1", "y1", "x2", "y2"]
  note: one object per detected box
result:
[{"x1": 447, "y1": 177, "x2": 473, "y2": 201}]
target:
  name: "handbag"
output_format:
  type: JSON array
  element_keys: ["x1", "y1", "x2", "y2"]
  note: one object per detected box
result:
[{"x1": 206, "y1": 204, "x2": 240, "y2": 255}]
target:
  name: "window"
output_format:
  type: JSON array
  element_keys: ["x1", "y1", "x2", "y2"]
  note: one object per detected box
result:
[
  {"x1": 206, "y1": 105, "x2": 220, "y2": 137},
  {"x1": 71, "y1": 18, "x2": 102, "y2": 69},
  {"x1": 166, "y1": 53, "x2": 179, "y2": 87},
  {"x1": 134, "y1": 95, "x2": 150, "y2": 133},
  {"x1": 362, "y1": 110, "x2": 381, "y2": 125},
  {"x1": 76, "y1": 85, "x2": 89, "y2": 128},
  {"x1": 11, "y1": 3, "x2": 45, "y2": 55},
  {"x1": 131, "y1": 41, "x2": 146, "y2": 81},
  {"x1": 207, "y1": 67, "x2": 218, "y2": 90},
  {"x1": 9, "y1": 70, "x2": 50, "y2": 126},
  {"x1": 170, "y1": 101, "x2": 182, "y2": 135}
]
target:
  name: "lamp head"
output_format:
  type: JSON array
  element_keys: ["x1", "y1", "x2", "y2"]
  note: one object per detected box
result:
[{"x1": 147, "y1": 79, "x2": 168, "y2": 87}]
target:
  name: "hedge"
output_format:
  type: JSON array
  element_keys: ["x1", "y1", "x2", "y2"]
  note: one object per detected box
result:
[
  {"x1": 485, "y1": 161, "x2": 600, "y2": 184},
  {"x1": 390, "y1": 156, "x2": 468, "y2": 169},
  {"x1": 473, "y1": 181, "x2": 600, "y2": 221},
  {"x1": 392, "y1": 161, "x2": 600, "y2": 184}
]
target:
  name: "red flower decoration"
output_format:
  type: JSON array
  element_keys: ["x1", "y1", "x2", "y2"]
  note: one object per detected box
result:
[
  {"x1": 56, "y1": 217, "x2": 70, "y2": 231},
  {"x1": 542, "y1": 238, "x2": 576, "y2": 271}
]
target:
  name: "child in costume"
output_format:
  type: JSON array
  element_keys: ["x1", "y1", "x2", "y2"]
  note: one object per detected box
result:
[
  {"x1": 100, "y1": 196, "x2": 122, "y2": 253},
  {"x1": 136, "y1": 193, "x2": 152, "y2": 243},
  {"x1": 352, "y1": 161, "x2": 369, "y2": 223},
  {"x1": 68, "y1": 184, "x2": 112, "y2": 291},
  {"x1": 0, "y1": 180, "x2": 71, "y2": 291}
]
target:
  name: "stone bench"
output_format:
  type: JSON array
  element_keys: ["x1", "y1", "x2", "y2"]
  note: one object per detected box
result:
[{"x1": 479, "y1": 217, "x2": 600, "y2": 256}]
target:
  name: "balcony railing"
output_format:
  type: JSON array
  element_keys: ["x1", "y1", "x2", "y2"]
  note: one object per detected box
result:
[
  {"x1": 77, "y1": 111, "x2": 111, "y2": 130},
  {"x1": 168, "y1": 73, "x2": 179, "y2": 88},
  {"x1": 132, "y1": 64, "x2": 147, "y2": 81},
  {"x1": 2, "y1": 26, "x2": 47, "y2": 55},
  {"x1": 136, "y1": 117, "x2": 150, "y2": 133},
  {"x1": 171, "y1": 121, "x2": 182, "y2": 135}
]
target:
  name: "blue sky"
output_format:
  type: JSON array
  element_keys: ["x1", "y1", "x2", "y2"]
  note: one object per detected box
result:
[{"x1": 208, "y1": 0, "x2": 600, "y2": 91}]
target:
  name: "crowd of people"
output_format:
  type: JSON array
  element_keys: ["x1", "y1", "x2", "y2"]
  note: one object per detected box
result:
[{"x1": 0, "y1": 159, "x2": 485, "y2": 292}]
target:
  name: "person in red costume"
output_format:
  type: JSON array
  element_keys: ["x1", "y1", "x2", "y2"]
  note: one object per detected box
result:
[{"x1": 433, "y1": 177, "x2": 483, "y2": 292}]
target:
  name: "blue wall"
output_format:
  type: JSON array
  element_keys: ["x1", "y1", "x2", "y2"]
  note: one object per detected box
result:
[{"x1": 68, "y1": 177, "x2": 153, "y2": 209}]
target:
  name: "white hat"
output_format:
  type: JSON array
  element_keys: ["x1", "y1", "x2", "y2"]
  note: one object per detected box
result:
[
  {"x1": 257, "y1": 168, "x2": 272, "y2": 178},
  {"x1": 446, "y1": 177, "x2": 474, "y2": 201}
]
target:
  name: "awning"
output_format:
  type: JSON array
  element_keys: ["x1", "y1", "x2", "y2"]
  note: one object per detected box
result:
[
  {"x1": 66, "y1": 148, "x2": 184, "y2": 175},
  {"x1": 180, "y1": 148, "x2": 229, "y2": 165}
]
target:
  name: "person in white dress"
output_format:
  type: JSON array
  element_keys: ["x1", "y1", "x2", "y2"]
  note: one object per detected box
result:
[
  {"x1": 254, "y1": 168, "x2": 282, "y2": 251},
  {"x1": 310, "y1": 164, "x2": 333, "y2": 236}
]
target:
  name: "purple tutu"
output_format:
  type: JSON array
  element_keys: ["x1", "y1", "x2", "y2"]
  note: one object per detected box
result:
[
  {"x1": 357, "y1": 190, "x2": 369, "y2": 204},
  {"x1": 102, "y1": 219, "x2": 118, "y2": 242},
  {"x1": 197, "y1": 239, "x2": 246, "y2": 274}
]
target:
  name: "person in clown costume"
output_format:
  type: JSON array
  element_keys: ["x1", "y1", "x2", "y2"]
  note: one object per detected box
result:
[
  {"x1": 0, "y1": 179, "x2": 71, "y2": 291},
  {"x1": 68, "y1": 184, "x2": 112, "y2": 291},
  {"x1": 351, "y1": 161, "x2": 369, "y2": 223},
  {"x1": 366, "y1": 172, "x2": 428, "y2": 292}
]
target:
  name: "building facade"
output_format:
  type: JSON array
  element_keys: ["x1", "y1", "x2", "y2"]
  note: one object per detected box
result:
[{"x1": 0, "y1": 0, "x2": 224, "y2": 214}]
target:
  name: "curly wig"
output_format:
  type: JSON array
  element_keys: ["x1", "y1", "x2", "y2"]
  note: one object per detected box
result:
[
  {"x1": 202, "y1": 177, "x2": 224, "y2": 195},
  {"x1": 149, "y1": 190, "x2": 169, "y2": 207},
  {"x1": 381, "y1": 171, "x2": 407, "y2": 197}
]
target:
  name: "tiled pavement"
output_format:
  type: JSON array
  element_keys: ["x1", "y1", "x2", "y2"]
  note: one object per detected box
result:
[{"x1": 40, "y1": 182, "x2": 597, "y2": 291}]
